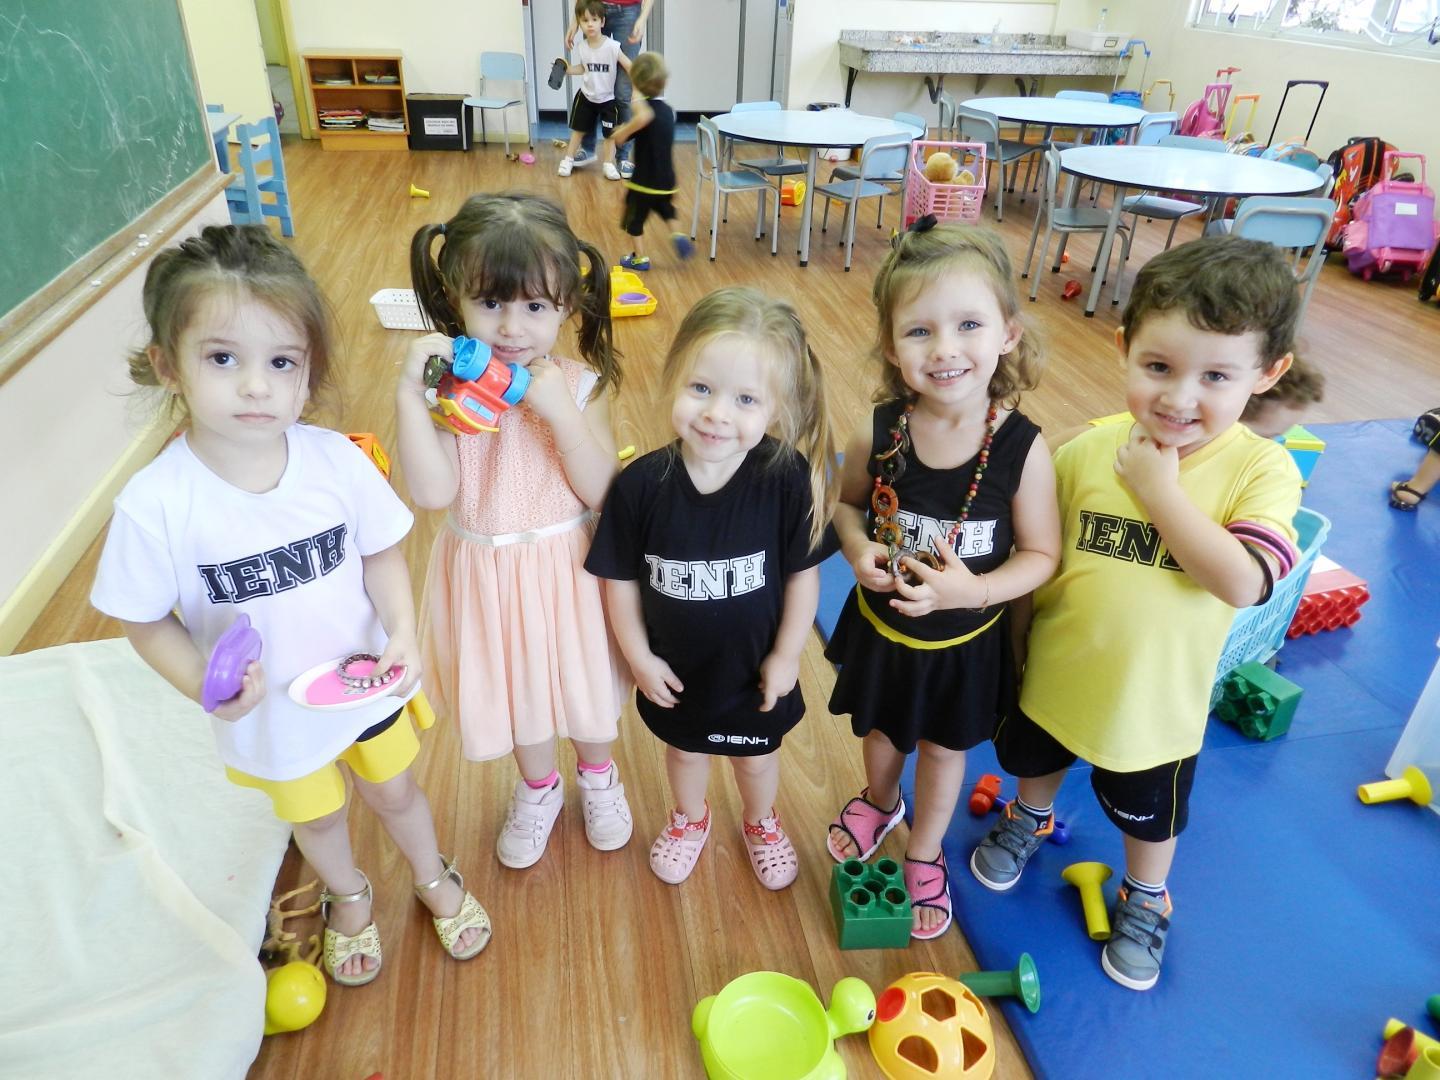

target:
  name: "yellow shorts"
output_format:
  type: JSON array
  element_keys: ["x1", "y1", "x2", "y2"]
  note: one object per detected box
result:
[{"x1": 226, "y1": 694, "x2": 434, "y2": 823}]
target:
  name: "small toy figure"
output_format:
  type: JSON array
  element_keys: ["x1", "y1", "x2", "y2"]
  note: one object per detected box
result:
[
  {"x1": 424, "y1": 335, "x2": 531, "y2": 435},
  {"x1": 923, "y1": 150, "x2": 958, "y2": 184}
]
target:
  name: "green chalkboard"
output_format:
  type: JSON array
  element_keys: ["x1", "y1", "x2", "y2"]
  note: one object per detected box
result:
[{"x1": 0, "y1": 0, "x2": 211, "y2": 320}]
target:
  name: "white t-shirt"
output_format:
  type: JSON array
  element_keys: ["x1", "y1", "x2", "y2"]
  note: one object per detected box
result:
[
  {"x1": 91, "y1": 424, "x2": 416, "y2": 781},
  {"x1": 573, "y1": 34, "x2": 622, "y2": 104}
]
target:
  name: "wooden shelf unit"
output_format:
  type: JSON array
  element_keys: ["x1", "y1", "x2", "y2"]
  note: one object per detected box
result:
[{"x1": 302, "y1": 49, "x2": 408, "y2": 151}]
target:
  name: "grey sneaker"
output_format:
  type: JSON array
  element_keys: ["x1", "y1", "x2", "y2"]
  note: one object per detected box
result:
[
  {"x1": 572, "y1": 148, "x2": 595, "y2": 168},
  {"x1": 969, "y1": 801, "x2": 1054, "y2": 891},
  {"x1": 1101, "y1": 887, "x2": 1172, "y2": 991}
]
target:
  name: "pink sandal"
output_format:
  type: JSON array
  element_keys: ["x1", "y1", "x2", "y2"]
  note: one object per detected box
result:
[
  {"x1": 650, "y1": 803, "x2": 711, "y2": 885},
  {"x1": 904, "y1": 852, "x2": 953, "y2": 941},
  {"x1": 743, "y1": 811, "x2": 799, "y2": 891},
  {"x1": 826, "y1": 788, "x2": 906, "y2": 863}
]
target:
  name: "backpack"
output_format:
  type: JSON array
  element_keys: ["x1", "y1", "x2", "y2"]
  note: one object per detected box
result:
[
  {"x1": 1325, "y1": 136, "x2": 1396, "y2": 249},
  {"x1": 1422, "y1": 243, "x2": 1440, "y2": 305}
]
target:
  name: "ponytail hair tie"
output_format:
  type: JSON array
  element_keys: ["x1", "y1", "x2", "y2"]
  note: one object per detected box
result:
[
  {"x1": 436, "y1": 222, "x2": 447, "y2": 236},
  {"x1": 908, "y1": 213, "x2": 938, "y2": 234}
]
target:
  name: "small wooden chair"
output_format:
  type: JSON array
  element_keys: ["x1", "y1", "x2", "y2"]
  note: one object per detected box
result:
[{"x1": 225, "y1": 116, "x2": 294, "y2": 237}]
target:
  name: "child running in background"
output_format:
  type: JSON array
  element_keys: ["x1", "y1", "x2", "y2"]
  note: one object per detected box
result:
[
  {"x1": 609, "y1": 51, "x2": 694, "y2": 270},
  {"x1": 971, "y1": 236, "x2": 1302, "y2": 991},
  {"x1": 1239, "y1": 355, "x2": 1325, "y2": 438},
  {"x1": 825, "y1": 220, "x2": 1061, "y2": 939},
  {"x1": 556, "y1": 0, "x2": 632, "y2": 180},
  {"x1": 92, "y1": 224, "x2": 490, "y2": 988},
  {"x1": 396, "y1": 193, "x2": 633, "y2": 870},
  {"x1": 586, "y1": 288, "x2": 837, "y2": 888}
]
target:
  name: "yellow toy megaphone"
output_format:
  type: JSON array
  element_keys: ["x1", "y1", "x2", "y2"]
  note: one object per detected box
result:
[
  {"x1": 1061, "y1": 861, "x2": 1113, "y2": 941},
  {"x1": 264, "y1": 961, "x2": 327, "y2": 1035},
  {"x1": 409, "y1": 183, "x2": 430, "y2": 198}
]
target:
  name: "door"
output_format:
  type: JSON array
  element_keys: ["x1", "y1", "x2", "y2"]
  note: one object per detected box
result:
[
  {"x1": 655, "y1": 0, "x2": 741, "y2": 111},
  {"x1": 531, "y1": 0, "x2": 572, "y2": 113}
]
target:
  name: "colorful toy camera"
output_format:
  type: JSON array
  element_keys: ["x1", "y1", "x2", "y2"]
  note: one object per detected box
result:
[{"x1": 425, "y1": 335, "x2": 530, "y2": 435}]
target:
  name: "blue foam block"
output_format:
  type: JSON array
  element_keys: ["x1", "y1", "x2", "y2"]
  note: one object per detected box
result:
[{"x1": 820, "y1": 420, "x2": 1440, "y2": 1078}]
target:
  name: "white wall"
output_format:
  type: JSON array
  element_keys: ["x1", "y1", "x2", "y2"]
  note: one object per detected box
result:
[
  {"x1": 285, "y1": 0, "x2": 528, "y2": 139},
  {"x1": 1109, "y1": 0, "x2": 1439, "y2": 167},
  {"x1": 0, "y1": 196, "x2": 234, "y2": 623},
  {"x1": 181, "y1": 0, "x2": 273, "y2": 129},
  {"x1": 789, "y1": 0, "x2": 1113, "y2": 121}
]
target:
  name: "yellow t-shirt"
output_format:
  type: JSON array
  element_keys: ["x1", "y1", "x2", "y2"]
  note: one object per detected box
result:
[{"x1": 1020, "y1": 422, "x2": 1301, "y2": 771}]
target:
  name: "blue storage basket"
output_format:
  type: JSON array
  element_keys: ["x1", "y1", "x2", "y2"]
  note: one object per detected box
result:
[{"x1": 1209, "y1": 506, "x2": 1331, "y2": 708}]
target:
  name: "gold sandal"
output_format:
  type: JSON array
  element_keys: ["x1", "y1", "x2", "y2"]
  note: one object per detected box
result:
[
  {"x1": 321, "y1": 870, "x2": 382, "y2": 987},
  {"x1": 415, "y1": 855, "x2": 492, "y2": 961}
]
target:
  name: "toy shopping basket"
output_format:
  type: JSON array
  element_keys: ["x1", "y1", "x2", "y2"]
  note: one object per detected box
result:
[{"x1": 904, "y1": 140, "x2": 986, "y2": 227}]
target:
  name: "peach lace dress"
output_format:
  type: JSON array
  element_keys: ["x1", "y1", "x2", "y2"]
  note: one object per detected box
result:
[{"x1": 420, "y1": 357, "x2": 628, "y2": 760}]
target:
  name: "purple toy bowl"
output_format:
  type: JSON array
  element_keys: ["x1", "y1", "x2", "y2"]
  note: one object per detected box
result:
[
  {"x1": 617, "y1": 292, "x2": 651, "y2": 304},
  {"x1": 202, "y1": 614, "x2": 263, "y2": 712}
]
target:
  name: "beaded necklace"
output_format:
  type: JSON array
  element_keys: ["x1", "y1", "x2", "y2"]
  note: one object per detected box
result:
[{"x1": 871, "y1": 399, "x2": 999, "y2": 579}]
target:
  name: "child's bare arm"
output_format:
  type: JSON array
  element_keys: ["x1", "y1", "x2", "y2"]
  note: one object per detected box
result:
[
  {"x1": 1115, "y1": 431, "x2": 1269, "y2": 607},
  {"x1": 394, "y1": 332, "x2": 462, "y2": 509},
  {"x1": 759, "y1": 567, "x2": 818, "y2": 711},
  {"x1": 123, "y1": 614, "x2": 264, "y2": 721},
  {"x1": 361, "y1": 544, "x2": 421, "y2": 695},
  {"x1": 605, "y1": 578, "x2": 683, "y2": 707},
  {"x1": 611, "y1": 97, "x2": 653, "y2": 147},
  {"x1": 834, "y1": 421, "x2": 895, "y2": 594},
  {"x1": 616, "y1": 51, "x2": 633, "y2": 74}
]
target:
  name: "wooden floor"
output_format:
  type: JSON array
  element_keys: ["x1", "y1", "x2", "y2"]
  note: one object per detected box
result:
[{"x1": 20, "y1": 132, "x2": 1440, "y2": 1080}]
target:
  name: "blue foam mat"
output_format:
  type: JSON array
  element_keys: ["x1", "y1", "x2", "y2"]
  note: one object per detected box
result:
[{"x1": 816, "y1": 419, "x2": 1440, "y2": 1079}]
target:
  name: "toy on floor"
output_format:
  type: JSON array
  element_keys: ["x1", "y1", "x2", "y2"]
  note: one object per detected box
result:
[
  {"x1": 1358, "y1": 764, "x2": 1434, "y2": 806},
  {"x1": 202, "y1": 614, "x2": 263, "y2": 712},
  {"x1": 957, "y1": 952, "x2": 1041, "y2": 1015},
  {"x1": 1277, "y1": 424, "x2": 1325, "y2": 486},
  {"x1": 1408, "y1": 1046, "x2": 1440, "y2": 1080},
  {"x1": 1061, "y1": 862, "x2": 1113, "y2": 941},
  {"x1": 346, "y1": 432, "x2": 392, "y2": 479},
  {"x1": 868, "y1": 972, "x2": 995, "y2": 1080},
  {"x1": 968, "y1": 774, "x2": 1002, "y2": 815},
  {"x1": 618, "y1": 445, "x2": 636, "y2": 461},
  {"x1": 423, "y1": 335, "x2": 531, "y2": 435},
  {"x1": 518, "y1": 152, "x2": 535, "y2": 165},
  {"x1": 831, "y1": 858, "x2": 911, "y2": 950},
  {"x1": 1214, "y1": 662, "x2": 1303, "y2": 741},
  {"x1": 1379, "y1": 1025, "x2": 1420, "y2": 1078},
  {"x1": 691, "y1": 972, "x2": 876, "y2": 1080},
  {"x1": 1061, "y1": 280, "x2": 1082, "y2": 300},
  {"x1": 409, "y1": 183, "x2": 430, "y2": 198},
  {"x1": 782, "y1": 179, "x2": 807, "y2": 206},
  {"x1": 1387, "y1": 1019, "x2": 1440, "y2": 1054},
  {"x1": 261, "y1": 880, "x2": 326, "y2": 1036},
  {"x1": 610, "y1": 267, "x2": 657, "y2": 318},
  {"x1": 1287, "y1": 559, "x2": 1370, "y2": 637},
  {"x1": 288, "y1": 653, "x2": 407, "y2": 711}
]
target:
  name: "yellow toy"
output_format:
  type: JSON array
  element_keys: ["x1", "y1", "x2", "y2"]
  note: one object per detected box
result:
[
  {"x1": 1061, "y1": 861, "x2": 1113, "y2": 941},
  {"x1": 782, "y1": 178, "x2": 807, "y2": 206},
  {"x1": 1358, "y1": 764, "x2": 1434, "y2": 806},
  {"x1": 260, "y1": 881, "x2": 327, "y2": 1035},
  {"x1": 610, "y1": 266, "x2": 657, "y2": 318},
  {"x1": 868, "y1": 972, "x2": 995, "y2": 1080},
  {"x1": 409, "y1": 183, "x2": 430, "y2": 198},
  {"x1": 923, "y1": 151, "x2": 958, "y2": 184}
]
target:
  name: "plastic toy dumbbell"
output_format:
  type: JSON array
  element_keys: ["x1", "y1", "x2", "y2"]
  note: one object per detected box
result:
[
  {"x1": 424, "y1": 336, "x2": 530, "y2": 435},
  {"x1": 969, "y1": 774, "x2": 1002, "y2": 815},
  {"x1": 1357, "y1": 765, "x2": 1434, "y2": 807},
  {"x1": 1061, "y1": 861, "x2": 1112, "y2": 941},
  {"x1": 957, "y1": 952, "x2": 1041, "y2": 1014}
]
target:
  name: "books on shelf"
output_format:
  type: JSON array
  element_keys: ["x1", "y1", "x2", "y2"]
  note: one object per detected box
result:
[{"x1": 367, "y1": 112, "x2": 405, "y2": 131}]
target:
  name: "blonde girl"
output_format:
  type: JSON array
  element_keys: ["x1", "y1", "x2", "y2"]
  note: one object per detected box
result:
[
  {"x1": 395, "y1": 193, "x2": 633, "y2": 870},
  {"x1": 586, "y1": 287, "x2": 838, "y2": 888},
  {"x1": 93, "y1": 224, "x2": 490, "y2": 988},
  {"x1": 823, "y1": 221, "x2": 1061, "y2": 939}
]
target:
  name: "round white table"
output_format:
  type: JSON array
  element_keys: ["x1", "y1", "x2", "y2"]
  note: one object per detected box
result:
[
  {"x1": 712, "y1": 109, "x2": 915, "y2": 266},
  {"x1": 961, "y1": 96, "x2": 1146, "y2": 129},
  {"x1": 1058, "y1": 144, "x2": 1327, "y2": 315}
]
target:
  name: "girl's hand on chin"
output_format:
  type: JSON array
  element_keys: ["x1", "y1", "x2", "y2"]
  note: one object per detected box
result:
[{"x1": 522, "y1": 356, "x2": 574, "y2": 425}]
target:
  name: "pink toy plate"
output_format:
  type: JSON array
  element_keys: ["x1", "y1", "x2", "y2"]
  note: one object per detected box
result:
[{"x1": 288, "y1": 655, "x2": 406, "y2": 711}]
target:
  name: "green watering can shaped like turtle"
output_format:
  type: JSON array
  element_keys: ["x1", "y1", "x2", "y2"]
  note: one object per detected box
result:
[{"x1": 692, "y1": 972, "x2": 877, "y2": 1080}]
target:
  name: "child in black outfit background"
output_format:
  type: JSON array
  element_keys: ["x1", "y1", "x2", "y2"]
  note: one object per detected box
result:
[{"x1": 610, "y1": 52, "x2": 693, "y2": 270}]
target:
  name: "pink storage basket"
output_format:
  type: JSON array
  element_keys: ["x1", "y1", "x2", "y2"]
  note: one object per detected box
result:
[{"x1": 904, "y1": 140, "x2": 986, "y2": 227}]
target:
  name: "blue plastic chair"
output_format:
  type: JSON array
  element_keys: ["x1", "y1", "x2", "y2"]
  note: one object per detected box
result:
[
  {"x1": 465, "y1": 52, "x2": 532, "y2": 156},
  {"x1": 1118, "y1": 120, "x2": 1209, "y2": 249},
  {"x1": 813, "y1": 131, "x2": 915, "y2": 270},
  {"x1": 829, "y1": 111, "x2": 925, "y2": 228},
  {"x1": 954, "y1": 106, "x2": 1044, "y2": 222},
  {"x1": 225, "y1": 116, "x2": 293, "y2": 237},
  {"x1": 1211, "y1": 196, "x2": 1333, "y2": 329},
  {"x1": 1023, "y1": 145, "x2": 1133, "y2": 304},
  {"x1": 691, "y1": 117, "x2": 777, "y2": 260}
]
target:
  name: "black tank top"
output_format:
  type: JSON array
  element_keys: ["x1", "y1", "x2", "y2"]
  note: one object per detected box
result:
[
  {"x1": 861, "y1": 400, "x2": 1041, "y2": 642},
  {"x1": 631, "y1": 97, "x2": 676, "y2": 192}
]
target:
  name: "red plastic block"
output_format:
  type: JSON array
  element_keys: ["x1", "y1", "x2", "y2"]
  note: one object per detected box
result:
[{"x1": 1286, "y1": 566, "x2": 1370, "y2": 638}]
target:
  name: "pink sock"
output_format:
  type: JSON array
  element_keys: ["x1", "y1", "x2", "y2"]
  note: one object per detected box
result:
[
  {"x1": 576, "y1": 758, "x2": 613, "y2": 775},
  {"x1": 525, "y1": 769, "x2": 560, "y2": 790}
]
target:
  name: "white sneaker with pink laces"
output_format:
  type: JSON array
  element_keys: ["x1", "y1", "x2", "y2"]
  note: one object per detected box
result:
[
  {"x1": 496, "y1": 775, "x2": 564, "y2": 869},
  {"x1": 576, "y1": 762, "x2": 633, "y2": 851}
]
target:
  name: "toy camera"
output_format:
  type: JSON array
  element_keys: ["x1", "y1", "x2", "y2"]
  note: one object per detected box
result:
[{"x1": 425, "y1": 336, "x2": 530, "y2": 435}]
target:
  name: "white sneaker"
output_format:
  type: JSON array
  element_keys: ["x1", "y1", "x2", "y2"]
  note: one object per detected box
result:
[
  {"x1": 576, "y1": 763, "x2": 633, "y2": 851},
  {"x1": 496, "y1": 775, "x2": 564, "y2": 869},
  {"x1": 557, "y1": 157, "x2": 574, "y2": 178},
  {"x1": 602, "y1": 162, "x2": 622, "y2": 181}
]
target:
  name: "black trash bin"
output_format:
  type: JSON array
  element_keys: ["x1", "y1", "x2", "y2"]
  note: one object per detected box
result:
[{"x1": 406, "y1": 94, "x2": 473, "y2": 151}]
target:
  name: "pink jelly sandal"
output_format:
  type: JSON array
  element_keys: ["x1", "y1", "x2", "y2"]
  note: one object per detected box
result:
[
  {"x1": 904, "y1": 852, "x2": 953, "y2": 941},
  {"x1": 826, "y1": 788, "x2": 906, "y2": 863},
  {"x1": 650, "y1": 803, "x2": 711, "y2": 885},
  {"x1": 743, "y1": 811, "x2": 799, "y2": 891}
]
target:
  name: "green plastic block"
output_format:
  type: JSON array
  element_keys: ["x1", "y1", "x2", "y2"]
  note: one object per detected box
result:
[
  {"x1": 830, "y1": 857, "x2": 911, "y2": 950},
  {"x1": 1215, "y1": 661, "x2": 1303, "y2": 740}
]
